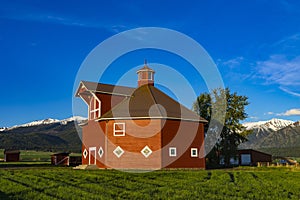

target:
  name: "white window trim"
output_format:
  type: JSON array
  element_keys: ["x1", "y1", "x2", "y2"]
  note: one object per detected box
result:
[
  {"x1": 138, "y1": 71, "x2": 153, "y2": 80},
  {"x1": 113, "y1": 146, "x2": 124, "y2": 158},
  {"x1": 83, "y1": 149, "x2": 88, "y2": 159},
  {"x1": 169, "y1": 147, "x2": 177, "y2": 157},
  {"x1": 89, "y1": 95, "x2": 101, "y2": 120},
  {"x1": 191, "y1": 148, "x2": 198, "y2": 157},
  {"x1": 98, "y1": 147, "x2": 104, "y2": 158},
  {"x1": 148, "y1": 71, "x2": 153, "y2": 80},
  {"x1": 141, "y1": 145, "x2": 152, "y2": 158},
  {"x1": 113, "y1": 122, "x2": 125, "y2": 136}
]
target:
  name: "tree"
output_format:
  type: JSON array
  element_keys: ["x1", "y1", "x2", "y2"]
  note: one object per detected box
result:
[{"x1": 193, "y1": 88, "x2": 251, "y2": 168}]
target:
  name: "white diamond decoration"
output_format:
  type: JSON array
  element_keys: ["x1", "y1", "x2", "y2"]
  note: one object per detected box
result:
[
  {"x1": 98, "y1": 147, "x2": 104, "y2": 158},
  {"x1": 141, "y1": 146, "x2": 152, "y2": 158},
  {"x1": 113, "y1": 146, "x2": 124, "y2": 158},
  {"x1": 83, "y1": 149, "x2": 88, "y2": 159}
]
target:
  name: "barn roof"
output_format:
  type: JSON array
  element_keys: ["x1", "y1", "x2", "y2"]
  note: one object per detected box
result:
[
  {"x1": 4, "y1": 149, "x2": 20, "y2": 154},
  {"x1": 237, "y1": 149, "x2": 272, "y2": 156},
  {"x1": 136, "y1": 65, "x2": 155, "y2": 73},
  {"x1": 75, "y1": 81, "x2": 135, "y2": 97},
  {"x1": 99, "y1": 85, "x2": 207, "y2": 122}
]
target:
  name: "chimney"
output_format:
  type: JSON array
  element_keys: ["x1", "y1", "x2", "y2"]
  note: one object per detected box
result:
[{"x1": 136, "y1": 60, "x2": 155, "y2": 87}]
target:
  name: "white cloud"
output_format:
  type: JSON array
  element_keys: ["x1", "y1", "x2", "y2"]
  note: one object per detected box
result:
[
  {"x1": 254, "y1": 32, "x2": 300, "y2": 97},
  {"x1": 279, "y1": 87, "x2": 300, "y2": 97},
  {"x1": 273, "y1": 33, "x2": 300, "y2": 47},
  {"x1": 222, "y1": 56, "x2": 244, "y2": 68},
  {"x1": 256, "y1": 55, "x2": 300, "y2": 87},
  {"x1": 249, "y1": 116, "x2": 259, "y2": 120},
  {"x1": 0, "y1": 5, "x2": 130, "y2": 33},
  {"x1": 4, "y1": 13, "x2": 104, "y2": 29},
  {"x1": 219, "y1": 56, "x2": 256, "y2": 83},
  {"x1": 257, "y1": 55, "x2": 300, "y2": 86},
  {"x1": 277, "y1": 108, "x2": 300, "y2": 116},
  {"x1": 266, "y1": 112, "x2": 274, "y2": 115}
]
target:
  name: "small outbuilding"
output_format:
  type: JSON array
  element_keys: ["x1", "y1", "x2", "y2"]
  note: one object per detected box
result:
[
  {"x1": 4, "y1": 149, "x2": 20, "y2": 162},
  {"x1": 69, "y1": 156, "x2": 82, "y2": 166},
  {"x1": 51, "y1": 153, "x2": 70, "y2": 166},
  {"x1": 238, "y1": 149, "x2": 272, "y2": 166}
]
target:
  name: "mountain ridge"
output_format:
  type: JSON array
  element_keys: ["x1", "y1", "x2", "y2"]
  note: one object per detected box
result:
[
  {"x1": 240, "y1": 118, "x2": 300, "y2": 156},
  {"x1": 0, "y1": 117, "x2": 85, "y2": 152},
  {"x1": 0, "y1": 116, "x2": 86, "y2": 132},
  {"x1": 243, "y1": 118, "x2": 294, "y2": 131}
]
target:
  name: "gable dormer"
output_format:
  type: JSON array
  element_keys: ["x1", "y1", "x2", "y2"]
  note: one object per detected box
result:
[{"x1": 75, "y1": 81, "x2": 135, "y2": 120}]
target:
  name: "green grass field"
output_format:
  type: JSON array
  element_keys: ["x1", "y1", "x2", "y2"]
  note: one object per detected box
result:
[{"x1": 0, "y1": 166, "x2": 300, "y2": 200}]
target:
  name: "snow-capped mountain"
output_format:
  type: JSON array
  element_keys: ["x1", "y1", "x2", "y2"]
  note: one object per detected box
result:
[
  {"x1": 0, "y1": 116, "x2": 87, "y2": 131},
  {"x1": 291, "y1": 120, "x2": 300, "y2": 127},
  {"x1": 10, "y1": 118, "x2": 60, "y2": 129},
  {"x1": 0, "y1": 127, "x2": 7, "y2": 132},
  {"x1": 243, "y1": 118, "x2": 294, "y2": 132},
  {"x1": 0, "y1": 116, "x2": 83, "y2": 152},
  {"x1": 59, "y1": 116, "x2": 87, "y2": 125},
  {"x1": 240, "y1": 118, "x2": 300, "y2": 151}
]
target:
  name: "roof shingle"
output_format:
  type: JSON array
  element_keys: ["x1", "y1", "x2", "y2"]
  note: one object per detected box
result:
[
  {"x1": 99, "y1": 85, "x2": 207, "y2": 122},
  {"x1": 75, "y1": 81, "x2": 135, "y2": 97}
]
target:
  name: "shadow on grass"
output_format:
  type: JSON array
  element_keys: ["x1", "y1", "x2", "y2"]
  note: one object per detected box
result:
[
  {"x1": 0, "y1": 162, "x2": 53, "y2": 169},
  {"x1": 0, "y1": 191, "x2": 11, "y2": 200}
]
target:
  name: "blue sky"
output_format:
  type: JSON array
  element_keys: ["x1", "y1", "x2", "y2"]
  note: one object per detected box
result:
[{"x1": 1, "y1": 0, "x2": 300, "y2": 127}]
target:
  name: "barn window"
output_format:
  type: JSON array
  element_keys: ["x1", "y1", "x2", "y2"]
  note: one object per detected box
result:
[
  {"x1": 191, "y1": 148, "x2": 198, "y2": 157},
  {"x1": 83, "y1": 149, "x2": 88, "y2": 159},
  {"x1": 89, "y1": 96, "x2": 101, "y2": 120},
  {"x1": 141, "y1": 146, "x2": 152, "y2": 158},
  {"x1": 114, "y1": 123, "x2": 125, "y2": 136},
  {"x1": 148, "y1": 71, "x2": 153, "y2": 80},
  {"x1": 98, "y1": 147, "x2": 104, "y2": 158},
  {"x1": 169, "y1": 147, "x2": 177, "y2": 157},
  {"x1": 113, "y1": 146, "x2": 124, "y2": 158}
]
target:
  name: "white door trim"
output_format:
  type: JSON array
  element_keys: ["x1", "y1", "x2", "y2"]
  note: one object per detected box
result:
[{"x1": 89, "y1": 147, "x2": 97, "y2": 165}]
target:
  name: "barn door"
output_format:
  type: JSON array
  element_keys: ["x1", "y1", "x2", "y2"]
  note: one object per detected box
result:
[{"x1": 89, "y1": 147, "x2": 97, "y2": 165}]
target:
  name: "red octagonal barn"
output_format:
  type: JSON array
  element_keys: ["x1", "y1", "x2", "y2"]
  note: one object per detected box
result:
[{"x1": 75, "y1": 63, "x2": 207, "y2": 170}]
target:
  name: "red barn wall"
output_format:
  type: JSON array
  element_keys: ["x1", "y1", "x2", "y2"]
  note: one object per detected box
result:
[
  {"x1": 105, "y1": 119, "x2": 162, "y2": 169},
  {"x1": 161, "y1": 120, "x2": 205, "y2": 169},
  {"x1": 51, "y1": 155, "x2": 69, "y2": 166},
  {"x1": 238, "y1": 149, "x2": 272, "y2": 166},
  {"x1": 96, "y1": 93, "x2": 127, "y2": 116},
  {"x1": 82, "y1": 119, "x2": 162, "y2": 169},
  {"x1": 4, "y1": 153, "x2": 20, "y2": 162},
  {"x1": 82, "y1": 119, "x2": 205, "y2": 169},
  {"x1": 82, "y1": 120, "x2": 106, "y2": 168}
]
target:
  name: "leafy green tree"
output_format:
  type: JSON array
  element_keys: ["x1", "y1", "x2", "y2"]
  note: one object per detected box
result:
[{"x1": 193, "y1": 88, "x2": 251, "y2": 168}]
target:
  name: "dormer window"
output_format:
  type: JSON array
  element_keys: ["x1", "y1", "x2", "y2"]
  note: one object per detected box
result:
[{"x1": 89, "y1": 96, "x2": 101, "y2": 120}]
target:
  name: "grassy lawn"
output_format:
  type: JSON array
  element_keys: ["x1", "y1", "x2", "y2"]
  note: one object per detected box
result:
[{"x1": 0, "y1": 166, "x2": 300, "y2": 199}]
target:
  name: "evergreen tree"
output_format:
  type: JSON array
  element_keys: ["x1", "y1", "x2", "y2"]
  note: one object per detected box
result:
[{"x1": 193, "y1": 88, "x2": 251, "y2": 168}]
